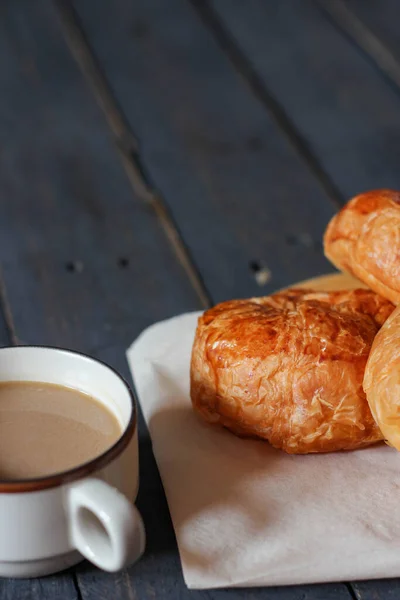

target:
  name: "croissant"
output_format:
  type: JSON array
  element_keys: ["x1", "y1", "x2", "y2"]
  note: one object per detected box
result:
[
  {"x1": 364, "y1": 304, "x2": 400, "y2": 450},
  {"x1": 324, "y1": 189, "x2": 400, "y2": 304},
  {"x1": 190, "y1": 288, "x2": 394, "y2": 453}
]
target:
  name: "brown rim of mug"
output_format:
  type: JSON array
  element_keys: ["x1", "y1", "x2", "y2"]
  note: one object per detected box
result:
[{"x1": 0, "y1": 346, "x2": 137, "y2": 493}]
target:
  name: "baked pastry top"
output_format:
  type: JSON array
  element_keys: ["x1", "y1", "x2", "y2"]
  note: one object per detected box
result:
[
  {"x1": 364, "y1": 304, "x2": 400, "y2": 450},
  {"x1": 191, "y1": 288, "x2": 394, "y2": 453},
  {"x1": 324, "y1": 189, "x2": 400, "y2": 304}
]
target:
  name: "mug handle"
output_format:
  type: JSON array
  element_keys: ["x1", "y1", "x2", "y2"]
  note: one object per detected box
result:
[{"x1": 67, "y1": 478, "x2": 146, "y2": 572}]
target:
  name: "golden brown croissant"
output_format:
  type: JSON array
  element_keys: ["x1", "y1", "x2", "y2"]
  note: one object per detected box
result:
[
  {"x1": 364, "y1": 304, "x2": 400, "y2": 450},
  {"x1": 191, "y1": 289, "x2": 394, "y2": 454},
  {"x1": 324, "y1": 189, "x2": 400, "y2": 304}
]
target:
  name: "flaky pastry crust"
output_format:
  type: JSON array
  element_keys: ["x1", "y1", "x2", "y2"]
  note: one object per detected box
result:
[
  {"x1": 364, "y1": 305, "x2": 400, "y2": 450},
  {"x1": 191, "y1": 289, "x2": 394, "y2": 453},
  {"x1": 324, "y1": 189, "x2": 400, "y2": 304}
]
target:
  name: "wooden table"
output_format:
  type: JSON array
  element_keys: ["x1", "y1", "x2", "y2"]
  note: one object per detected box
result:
[{"x1": 1, "y1": 0, "x2": 399, "y2": 597}]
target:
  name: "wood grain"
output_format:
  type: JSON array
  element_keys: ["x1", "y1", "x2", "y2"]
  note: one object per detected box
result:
[
  {"x1": 210, "y1": 0, "x2": 400, "y2": 199},
  {"x1": 0, "y1": 576, "x2": 79, "y2": 600},
  {"x1": 339, "y1": 0, "x2": 400, "y2": 91},
  {"x1": 352, "y1": 579, "x2": 400, "y2": 600},
  {"x1": 71, "y1": 0, "x2": 336, "y2": 305},
  {"x1": 0, "y1": 0, "x2": 199, "y2": 599},
  {"x1": 0, "y1": 0, "x2": 200, "y2": 354},
  {"x1": 54, "y1": 0, "x2": 212, "y2": 310}
]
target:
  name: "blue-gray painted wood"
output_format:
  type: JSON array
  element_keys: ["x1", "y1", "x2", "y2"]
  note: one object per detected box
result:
[
  {"x1": 352, "y1": 580, "x2": 400, "y2": 600},
  {"x1": 75, "y1": 563, "x2": 353, "y2": 600},
  {"x1": 0, "y1": 1, "x2": 201, "y2": 599},
  {"x1": 343, "y1": 0, "x2": 400, "y2": 82},
  {"x1": 0, "y1": 576, "x2": 79, "y2": 600},
  {"x1": 0, "y1": 0, "x2": 200, "y2": 354},
  {"x1": 72, "y1": 0, "x2": 337, "y2": 306},
  {"x1": 345, "y1": 0, "x2": 400, "y2": 44},
  {"x1": 209, "y1": 0, "x2": 400, "y2": 199}
]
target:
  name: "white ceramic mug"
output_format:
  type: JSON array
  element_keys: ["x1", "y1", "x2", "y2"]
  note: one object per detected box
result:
[{"x1": 0, "y1": 346, "x2": 146, "y2": 578}]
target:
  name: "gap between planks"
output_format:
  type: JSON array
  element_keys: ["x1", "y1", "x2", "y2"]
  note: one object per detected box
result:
[
  {"x1": 188, "y1": 0, "x2": 344, "y2": 211},
  {"x1": 317, "y1": 0, "x2": 400, "y2": 94},
  {"x1": 72, "y1": 572, "x2": 84, "y2": 600},
  {"x1": 346, "y1": 582, "x2": 359, "y2": 600},
  {"x1": 53, "y1": 0, "x2": 212, "y2": 310},
  {"x1": 0, "y1": 268, "x2": 19, "y2": 345}
]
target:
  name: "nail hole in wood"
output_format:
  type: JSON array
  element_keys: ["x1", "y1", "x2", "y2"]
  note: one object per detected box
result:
[
  {"x1": 118, "y1": 257, "x2": 129, "y2": 268},
  {"x1": 65, "y1": 260, "x2": 84, "y2": 273},
  {"x1": 249, "y1": 260, "x2": 271, "y2": 286}
]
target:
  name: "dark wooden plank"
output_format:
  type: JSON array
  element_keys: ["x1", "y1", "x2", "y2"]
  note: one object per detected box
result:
[
  {"x1": 208, "y1": 0, "x2": 400, "y2": 200},
  {"x1": 0, "y1": 16, "x2": 74, "y2": 590},
  {"x1": 0, "y1": 0, "x2": 200, "y2": 356},
  {"x1": 0, "y1": 576, "x2": 79, "y2": 600},
  {"x1": 352, "y1": 580, "x2": 400, "y2": 600},
  {"x1": 340, "y1": 0, "x2": 400, "y2": 89},
  {"x1": 74, "y1": 567, "x2": 354, "y2": 600},
  {"x1": 71, "y1": 0, "x2": 337, "y2": 306},
  {"x1": 55, "y1": 0, "x2": 213, "y2": 311},
  {"x1": 0, "y1": 1, "x2": 203, "y2": 599}
]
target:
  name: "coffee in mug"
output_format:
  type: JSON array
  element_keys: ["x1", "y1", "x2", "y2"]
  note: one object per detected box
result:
[
  {"x1": 0, "y1": 346, "x2": 145, "y2": 578},
  {"x1": 0, "y1": 381, "x2": 123, "y2": 480}
]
